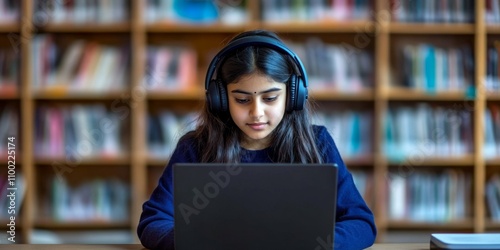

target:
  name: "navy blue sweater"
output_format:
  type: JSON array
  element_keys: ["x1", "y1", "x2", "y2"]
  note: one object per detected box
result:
[{"x1": 138, "y1": 125, "x2": 376, "y2": 250}]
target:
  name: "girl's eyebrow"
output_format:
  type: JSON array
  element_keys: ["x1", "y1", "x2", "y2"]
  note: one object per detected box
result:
[{"x1": 230, "y1": 87, "x2": 282, "y2": 95}]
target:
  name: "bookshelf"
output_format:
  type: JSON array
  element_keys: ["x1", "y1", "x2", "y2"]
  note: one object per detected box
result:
[{"x1": 1, "y1": 0, "x2": 500, "y2": 244}]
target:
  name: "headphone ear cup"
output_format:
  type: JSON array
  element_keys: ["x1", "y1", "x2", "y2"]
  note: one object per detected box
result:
[
  {"x1": 295, "y1": 76, "x2": 308, "y2": 110},
  {"x1": 287, "y1": 74, "x2": 297, "y2": 112},
  {"x1": 207, "y1": 79, "x2": 222, "y2": 114},
  {"x1": 218, "y1": 80, "x2": 228, "y2": 113}
]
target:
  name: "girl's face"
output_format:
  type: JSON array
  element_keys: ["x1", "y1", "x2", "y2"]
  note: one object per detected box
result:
[{"x1": 227, "y1": 73, "x2": 287, "y2": 150}]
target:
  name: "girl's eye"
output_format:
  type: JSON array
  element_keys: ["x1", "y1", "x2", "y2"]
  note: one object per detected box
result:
[
  {"x1": 235, "y1": 98, "x2": 249, "y2": 104},
  {"x1": 264, "y1": 96, "x2": 277, "y2": 102}
]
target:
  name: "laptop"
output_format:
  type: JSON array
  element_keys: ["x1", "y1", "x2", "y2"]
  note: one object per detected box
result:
[
  {"x1": 430, "y1": 233, "x2": 500, "y2": 249},
  {"x1": 173, "y1": 163, "x2": 338, "y2": 250}
]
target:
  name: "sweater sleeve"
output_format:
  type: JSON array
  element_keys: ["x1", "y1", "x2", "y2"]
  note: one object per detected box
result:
[
  {"x1": 137, "y1": 136, "x2": 197, "y2": 250},
  {"x1": 315, "y1": 126, "x2": 377, "y2": 250}
]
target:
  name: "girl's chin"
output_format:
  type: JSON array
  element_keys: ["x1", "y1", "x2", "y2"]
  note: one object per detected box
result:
[{"x1": 242, "y1": 133, "x2": 271, "y2": 149}]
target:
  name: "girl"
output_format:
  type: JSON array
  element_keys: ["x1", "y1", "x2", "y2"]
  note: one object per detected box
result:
[{"x1": 138, "y1": 30, "x2": 376, "y2": 250}]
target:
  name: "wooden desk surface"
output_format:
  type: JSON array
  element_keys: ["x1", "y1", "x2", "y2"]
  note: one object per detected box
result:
[{"x1": 0, "y1": 243, "x2": 429, "y2": 249}]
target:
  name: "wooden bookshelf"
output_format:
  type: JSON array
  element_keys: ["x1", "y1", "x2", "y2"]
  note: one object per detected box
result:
[
  {"x1": 387, "y1": 219, "x2": 475, "y2": 230},
  {"x1": 389, "y1": 23, "x2": 476, "y2": 34},
  {"x1": 310, "y1": 89, "x2": 374, "y2": 101},
  {"x1": 0, "y1": 23, "x2": 18, "y2": 32},
  {"x1": 2, "y1": 0, "x2": 500, "y2": 245},
  {"x1": 387, "y1": 155, "x2": 476, "y2": 167},
  {"x1": 146, "y1": 23, "x2": 255, "y2": 33},
  {"x1": 261, "y1": 20, "x2": 373, "y2": 33},
  {"x1": 34, "y1": 220, "x2": 131, "y2": 230},
  {"x1": 38, "y1": 23, "x2": 131, "y2": 33},
  {"x1": 386, "y1": 88, "x2": 472, "y2": 101}
]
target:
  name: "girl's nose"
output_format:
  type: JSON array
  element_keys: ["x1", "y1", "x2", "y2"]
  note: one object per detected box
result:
[{"x1": 250, "y1": 100, "x2": 264, "y2": 118}]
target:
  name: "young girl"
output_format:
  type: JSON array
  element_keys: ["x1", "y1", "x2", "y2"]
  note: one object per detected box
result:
[{"x1": 138, "y1": 30, "x2": 376, "y2": 250}]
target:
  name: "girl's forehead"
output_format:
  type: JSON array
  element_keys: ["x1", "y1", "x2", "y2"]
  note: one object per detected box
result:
[{"x1": 229, "y1": 73, "x2": 285, "y2": 88}]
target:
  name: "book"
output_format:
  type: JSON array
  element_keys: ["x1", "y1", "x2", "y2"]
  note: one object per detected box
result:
[{"x1": 431, "y1": 233, "x2": 500, "y2": 249}]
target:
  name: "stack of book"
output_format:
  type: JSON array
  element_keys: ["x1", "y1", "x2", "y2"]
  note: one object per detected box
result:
[
  {"x1": 148, "y1": 111, "x2": 198, "y2": 158},
  {"x1": 144, "y1": 45, "x2": 197, "y2": 91},
  {"x1": 391, "y1": 0, "x2": 475, "y2": 23},
  {"x1": 34, "y1": 105, "x2": 125, "y2": 159},
  {"x1": 34, "y1": 0, "x2": 128, "y2": 24},
  {"x1": 261, "y1": 0, "x2": 371, "y2": 23},
  {"x1": 48, "y1": 177, "x2": 129, "y2": 222},
  {"x1": 388, "y1": 169, "x2": 472, "y2": 222},
  {"x1": 397, "y1": 44, "x2": 474, "y2": 94},
  {"x1": 314, "y1": 110, "x2": 373, "y2": 159},
  {"x1": 144, "y1": 0, "x2": 248, "y2": 24},
  {"x1": 385, "y1": 103, "x2": 473, "y2": 160},
  {"x1": 288, "y1": 38, "x2": 374, "y2": 92},
  {"x1": 31, "y1": 35, "x2": 130, "y2": 93}
]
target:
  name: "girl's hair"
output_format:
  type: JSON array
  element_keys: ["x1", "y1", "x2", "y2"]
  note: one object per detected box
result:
[{"x1": 184, "y1": 30, "x2": 323, "y2": 163}]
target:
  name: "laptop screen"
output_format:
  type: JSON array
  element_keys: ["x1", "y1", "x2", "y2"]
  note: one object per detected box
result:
[{"x1": 173, "y1": 163, "x2": 338, "y2": 250}]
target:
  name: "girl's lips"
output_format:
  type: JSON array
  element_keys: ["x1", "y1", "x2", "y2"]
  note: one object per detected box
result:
[{"x1": 247, "y1": 123, "x2": 267, "y2": 130}]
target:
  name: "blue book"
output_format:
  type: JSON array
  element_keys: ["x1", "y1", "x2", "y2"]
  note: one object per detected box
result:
[
  {"x1": 424, "y1": 45, "x2": 436, "y2": 94},
  {"x1": 173, "y1": 0, "x2": 219, "y2": 23}
]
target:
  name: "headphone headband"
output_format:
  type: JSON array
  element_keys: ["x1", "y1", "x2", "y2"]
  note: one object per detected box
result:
[{"x1": 204, "y1": 35, "x2": 308, "y2": 90}]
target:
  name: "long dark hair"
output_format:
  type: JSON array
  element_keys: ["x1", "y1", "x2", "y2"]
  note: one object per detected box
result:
[{"x1": 183, "y1": 30, "x2": 323, "y2": 163}]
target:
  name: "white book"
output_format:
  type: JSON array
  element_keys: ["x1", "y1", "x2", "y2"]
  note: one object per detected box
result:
[
  {"x1": 102, "y1": 113, "x2": 121, "y2": 157},
  {"x1": 57, "y1": 40, "x2": 85, "y2": 87},
  {"x1": 484, "y1": 108, "x2": 497, "y2": 158},
  {"x1": 397, "y1": 106, "x2": 414, "y2": 157},
  {"x1": 415, "y1": 103, "x2": 430, "y2": 155},
  {"x1": 389, "y1": 175, "x2": 406, "y2": 220},
  {"x1": 331, "y1": 46, "x2": 347, "y2": 91},
  {"x1": 92, "y1": 47, "x2": 117, "y2": 91},
  {"x1": 431, "y1": 233, "x2": 500, "y2": 249},
  {"x1": 71, "y1": 105, "x2": 92, "y2": 157}
]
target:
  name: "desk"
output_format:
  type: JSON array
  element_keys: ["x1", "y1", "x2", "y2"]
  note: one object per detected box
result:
[
  {"x1": 368, "y1": 243, "x2": 428, "y2": 249},
  {"x1": 0, "y1": 244, "x2": 429, "y2": 249}
]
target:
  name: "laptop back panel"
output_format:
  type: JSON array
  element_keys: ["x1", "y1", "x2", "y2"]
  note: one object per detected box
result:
[{"x1": 173, "y1": 163, "x2": 337, "y2": 250}]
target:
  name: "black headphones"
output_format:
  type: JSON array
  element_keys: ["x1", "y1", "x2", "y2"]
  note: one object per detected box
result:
[{"x1": 205, "y1": 35, "x2": 309, "y2": 115}]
